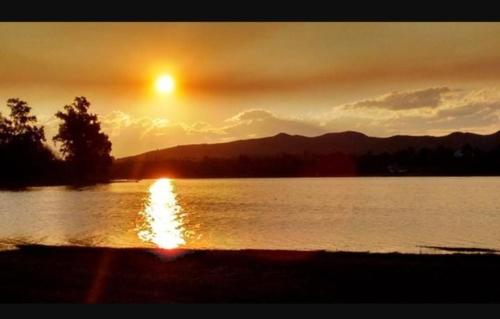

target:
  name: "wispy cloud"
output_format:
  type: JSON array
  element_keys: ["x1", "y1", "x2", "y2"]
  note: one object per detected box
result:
[
  {"x1": 338, "y1": 87, "x2": 500, "y2": 136},
  {"x1": 344, "y1": 87, "x2": 453, "y2": 110},
  {"x1": 99, "y1": 109, "x2": 326, "y2": 157}
]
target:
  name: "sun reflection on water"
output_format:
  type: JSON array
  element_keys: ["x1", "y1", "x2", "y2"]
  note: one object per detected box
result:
[{"x1": 137, "y1": 178, "x2": 186, "y2": 249}]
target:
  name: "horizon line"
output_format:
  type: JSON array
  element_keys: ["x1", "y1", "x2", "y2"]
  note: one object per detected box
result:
[{"x1": 117, "y1": 128, "x2": 500, "y2": 160}]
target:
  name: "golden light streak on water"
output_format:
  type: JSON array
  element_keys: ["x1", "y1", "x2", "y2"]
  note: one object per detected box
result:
[{"x1": 137, "y1": 178, "x2": 185, "y2": 249}]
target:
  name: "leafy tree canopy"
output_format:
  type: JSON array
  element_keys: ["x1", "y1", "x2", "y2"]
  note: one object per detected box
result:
[{"x1": 53, "y1": 97, "x2": 112, "y2": 180}]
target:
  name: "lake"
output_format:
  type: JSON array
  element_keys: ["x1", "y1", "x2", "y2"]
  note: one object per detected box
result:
[{"x1": 1, "y1": 177, "x2": 499, "y2": 253}]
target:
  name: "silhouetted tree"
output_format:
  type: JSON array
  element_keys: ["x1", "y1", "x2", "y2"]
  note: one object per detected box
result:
[
  {"x1": 0, "y1": 98, "x2": 56, "y2": 184},
  {"x1": 0, "y1": 112, "x2": 11, "y2": 144},
  {"x1": 53, "y1": 97, "x2": 113, "y2": 182},
  {"x1": 1, "y1": 99, "x2": 45, "y2": 144}
]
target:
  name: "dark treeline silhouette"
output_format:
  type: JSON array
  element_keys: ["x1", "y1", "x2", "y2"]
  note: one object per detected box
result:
[
  {"x1": 0, "y1": 97, "x2": 112, "y2": 187},
  {"x1": 3, "y1": 96, "x2": 500, "y2": 183},
  {"x1": 0, "y1": 99, "x2": 58, "y2": 185},
  {"x1": 53, "y1": 97, "x2": 113, "y2": 182},
  {"x1": 112, "y1": 144, "x2": 500, "y2": 179}
]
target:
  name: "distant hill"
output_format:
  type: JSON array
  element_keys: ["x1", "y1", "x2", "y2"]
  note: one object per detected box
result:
[
  {"x1": 112, "y1": 130, "x2": 500, "y2": 178},
  {"x1": 117, "y1": 130, "x2": 500, "y2": 163}
]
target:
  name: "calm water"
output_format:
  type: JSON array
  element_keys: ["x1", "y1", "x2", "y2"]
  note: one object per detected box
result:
[{"x1": 1, "y1": 177, "x2": 499, "y2": 253}]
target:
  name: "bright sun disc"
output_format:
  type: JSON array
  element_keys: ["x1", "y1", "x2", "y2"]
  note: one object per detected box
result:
[{"x1": 156, "y1": 74, "x2": 175, "y2": 94}]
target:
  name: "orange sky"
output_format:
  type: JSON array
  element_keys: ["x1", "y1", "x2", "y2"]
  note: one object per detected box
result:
[{"x1": 1, "y1": 22, "x2": 500, "y2": 157}]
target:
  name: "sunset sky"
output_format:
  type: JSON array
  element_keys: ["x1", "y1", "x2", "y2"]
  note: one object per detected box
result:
[{"x1": 2, "y1": 22, "x2": 500, "y2": 157}]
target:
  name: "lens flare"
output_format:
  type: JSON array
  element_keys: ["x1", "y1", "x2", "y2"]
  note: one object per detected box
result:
[{"x1": 137, "y1": 178, "x2": 185, "y2": 249}]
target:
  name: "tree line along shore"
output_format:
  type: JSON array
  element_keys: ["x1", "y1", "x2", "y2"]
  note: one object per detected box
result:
[
  {"x1": 2, "y1": 97, "x2": 500, "y2": 187},
  {"x1": 0, "y1": 97, "x2": 112, "y2": 186}
]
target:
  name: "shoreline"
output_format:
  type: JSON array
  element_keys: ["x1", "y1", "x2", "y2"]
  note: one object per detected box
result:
[
  {"x1": 1, "y1": 244, "x2": 500, "y2": 303},
  {"x1": 3, "y1": 175, "x2": 500, "y2": 190}
]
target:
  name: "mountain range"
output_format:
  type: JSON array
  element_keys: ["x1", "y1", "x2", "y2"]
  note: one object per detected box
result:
[{"x1": 117, "y1": 130, "x2": 500, "y2": 163}]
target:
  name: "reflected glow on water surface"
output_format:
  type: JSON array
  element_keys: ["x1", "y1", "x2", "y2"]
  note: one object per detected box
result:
[
  {"x1": 2, "y1": 177, "x2": 500, "y2": 253},
  {"x1": 137, "y1": 178, "x2": 186, "y2": 249}
]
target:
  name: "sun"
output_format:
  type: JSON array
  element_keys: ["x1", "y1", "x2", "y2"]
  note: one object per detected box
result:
[{"x1": 155, "y1": 74, "x2": 175, "y2": 94}]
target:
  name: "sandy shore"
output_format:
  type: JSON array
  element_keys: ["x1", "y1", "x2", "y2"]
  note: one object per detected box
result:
[{"x1": 0, "y1": 245, "x2": 499, "y2": 303}]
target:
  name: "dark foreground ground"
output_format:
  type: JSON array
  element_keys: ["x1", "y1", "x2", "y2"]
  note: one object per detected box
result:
[{"x1": 0, "y1": 245, "x2": 499, "y2": 303}]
